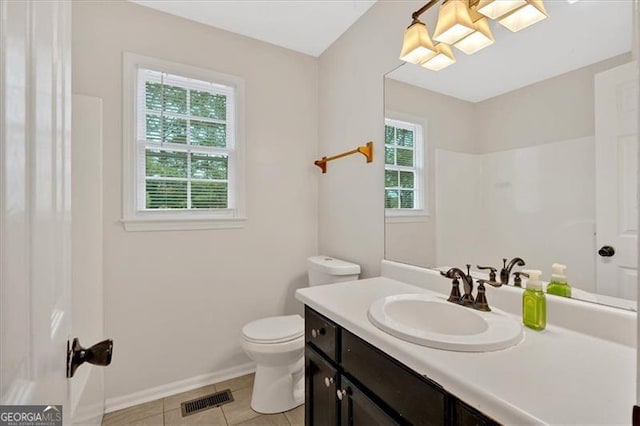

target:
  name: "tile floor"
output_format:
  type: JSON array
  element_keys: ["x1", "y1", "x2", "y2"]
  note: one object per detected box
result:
[{"x1": 102, "y1": 374, "x2": 304, "y2": 426}]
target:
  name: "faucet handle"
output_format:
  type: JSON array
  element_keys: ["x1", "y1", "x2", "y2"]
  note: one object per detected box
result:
[
  {"x1": 474, "y1": 281, "x2": 491, "y2": 312},
  {"x1": 477, "y1": 278, "x2": 503, "y2": 288},
  {"x1": 447, "y1": 277, "x2": 462, "y2": 303},
  {"x1": 512, "y1": 271, "x2": 530, "y2": 288},
  {"x1": 476, "y1": 265, "x2": 497, "y2": 281}
]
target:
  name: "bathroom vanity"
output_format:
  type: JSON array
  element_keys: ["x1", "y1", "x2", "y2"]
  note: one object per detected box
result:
[
  {"x1": 296, "y1": 261, "x2": 636, "y2": 425},
  {"x1": 305, "y1": 306, "x2": 497, "y2": 425}
]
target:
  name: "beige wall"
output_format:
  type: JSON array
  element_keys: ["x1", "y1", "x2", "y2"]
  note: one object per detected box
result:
[
  {"x1": 72, "y1": 1, "x2": 318, "y2": 402},
  {"x1": 478, "y1": 53, "x2": 631, "y2": 153},
  {"x1": 318, "y1": 1, "x2": 424, "y2": 277}
]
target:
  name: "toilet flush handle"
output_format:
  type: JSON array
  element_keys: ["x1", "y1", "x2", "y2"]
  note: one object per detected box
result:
[{"x1": 311, "y1": 328, "x2": 325, "y2": 338}]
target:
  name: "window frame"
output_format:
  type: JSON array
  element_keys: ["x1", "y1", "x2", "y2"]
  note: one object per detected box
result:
[
  {"x1": 122, "y1": 53, "x2": 246, "y2": 231},
  {"x1": 384, "y1": 117, "x2": 427, "y2": 222}
]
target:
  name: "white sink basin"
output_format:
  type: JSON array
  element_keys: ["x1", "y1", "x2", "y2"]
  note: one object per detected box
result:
[{"x1": 368, "y1": 293, "x2": 523, "y2": 352}]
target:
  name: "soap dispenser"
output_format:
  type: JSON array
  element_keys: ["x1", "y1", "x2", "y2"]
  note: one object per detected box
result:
[
  {"x1": 522, "y1": 270, "x2": 546, "y2": 331},
  {"x1": 547, "y1": 263, "x2": 572, "y2": 298}
]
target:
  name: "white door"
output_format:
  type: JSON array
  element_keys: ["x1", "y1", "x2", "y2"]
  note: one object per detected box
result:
[
  {"x1": 595, "y1": 61, "x2": 639, "y2": 300},
  {"x1": 0, "y1": 0, "x2": 72, "y2": 422},
  {"x1": 70, "y1": 95, "x2": 104, "y2": 426},
  {"x1": 70, "y1": 95, "x2": 105, "y2": 425}
]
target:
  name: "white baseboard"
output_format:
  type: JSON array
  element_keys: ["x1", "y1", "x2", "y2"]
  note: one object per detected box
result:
[{"x1": 104, "y1": 362, "x2": 256, "y2": 413}]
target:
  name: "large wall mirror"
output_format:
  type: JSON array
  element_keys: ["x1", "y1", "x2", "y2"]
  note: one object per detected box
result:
[{"x1": 384, "y1": 0, "x2": 638, "y2": 310}]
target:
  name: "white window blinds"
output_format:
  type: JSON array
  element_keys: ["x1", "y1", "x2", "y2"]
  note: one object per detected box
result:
[
  {"x1": 136, "y1": 69, "x2": 236, "y2": 211},
  {"x1": 384, "y1": 118, "x2": 424, "y2": 210}
]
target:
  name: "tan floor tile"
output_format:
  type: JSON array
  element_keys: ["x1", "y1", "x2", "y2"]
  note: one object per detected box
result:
[
  {"x1": 129, "y1": 413, "x2": 164, "y2": 426},
  {"x1": 221, "y1": 387, "x2": 260, "y2": 425},
  {"x1": 215, "y1": 373, "x2": 255, "y2": 392},
  {"x1": 164, "y1": 407, "x2": 226, "y2": 426},
  {"x1": 102, "y1": 399, "x2": 163, "y2": 426},
  {"x1": 236, "y1": 413, "x2": 289, "y2": 426},
  {"x1": 283, "y1": 405, "x2": 304, "y2": 426},
  {"x1": 163, "y1": 384, "x2": 218, "y2": 412}
]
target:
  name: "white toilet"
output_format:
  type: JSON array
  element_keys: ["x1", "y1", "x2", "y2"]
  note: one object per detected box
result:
[{"x1": 241, "y1": 256, "x2": 360, "y2": 414}]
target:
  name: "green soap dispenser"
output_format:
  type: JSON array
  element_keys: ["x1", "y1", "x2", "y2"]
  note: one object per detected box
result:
[
  {"x1": 522, "y1": 269, "x2": 546, "y2": 331},
  {"x1": 547, "y1": 263, "x2": 572, "y2": 298}
]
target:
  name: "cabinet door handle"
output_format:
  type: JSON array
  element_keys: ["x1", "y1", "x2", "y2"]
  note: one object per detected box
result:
[
  {"x1": 311, "y1": 328, "x2": 325, "y2": 338},
  {"x1": 337, "y1": 389, "x2": 346, "y2": 401},
  {"x1": 324, "y1": 377, "x2": 334, "y2": 387}
]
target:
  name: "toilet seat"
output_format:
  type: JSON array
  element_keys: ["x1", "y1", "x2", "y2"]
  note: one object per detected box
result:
[{"x1": 242, "y1": 315, "x2": 304, "y2": 344}]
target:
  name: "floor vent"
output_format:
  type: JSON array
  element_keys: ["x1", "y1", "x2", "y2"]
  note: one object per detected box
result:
[{"x1": 181, "y1": 389, "x2": 234, "y2": 417}]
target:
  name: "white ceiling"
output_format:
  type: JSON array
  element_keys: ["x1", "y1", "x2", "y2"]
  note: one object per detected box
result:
[
  {"x1": 388, "y1": 0, "x2": 633, "y2": 103},
  {"x1": 129, "y1": 0, "x2": 377, "y2": 57}
]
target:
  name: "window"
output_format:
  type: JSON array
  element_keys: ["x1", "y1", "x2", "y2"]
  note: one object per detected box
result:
[
  {"x1": 123, "y1": 53, "x2": 245, "y2": 231},
  {"x1": 384, "y1": 118, "x2": 425, "y2": 217}
]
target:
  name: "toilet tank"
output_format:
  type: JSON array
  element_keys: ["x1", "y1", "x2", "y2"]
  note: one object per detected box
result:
[{"x1": 307, "y1": 256, "x2": 361, "y2": 286}]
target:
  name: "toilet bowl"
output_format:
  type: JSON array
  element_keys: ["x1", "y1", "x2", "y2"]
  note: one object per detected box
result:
[
  {"x1": 241, "y1": 315, "x2": 305, "y2": 414},
  {"x1": 241, "y1": 256, "x2": 360, "y2": 414}
]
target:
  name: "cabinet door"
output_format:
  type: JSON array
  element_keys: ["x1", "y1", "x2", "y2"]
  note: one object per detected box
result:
[
  {"x1": 453, "y1": 400, "x2": 500, "y2": 426},
  {"x1": 338, "y1": 376, "x2": 400, "y2": 426},
  {"x1": 306, "y1": 345, "x2": 339, "y2": 426},
  {"x1": 341, "y1": 330, "x2": 446, "y2": 425}
]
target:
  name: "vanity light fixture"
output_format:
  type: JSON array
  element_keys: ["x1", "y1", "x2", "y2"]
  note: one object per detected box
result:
[
  {"x1": 454, "y1": 16, "x2": 494, "y2": 55},
  {"x1": 498, "y1": 0, "x2": 548, "y2": 32},
  {"x1": 421, "y1": 43, "x2": 456, "y2": 71},
  {"x1": 399, "y1": 20, "x2": 437, "y2": 64},
  {"x1": 433, "y1": 0, "x2": 476, "y2": 45},
  {"x1": 399, "y1": 0, "x2": 547, "y2": 71},
  {"x1": 476, "y1": 0, "x2": 526, "y2": 20}
]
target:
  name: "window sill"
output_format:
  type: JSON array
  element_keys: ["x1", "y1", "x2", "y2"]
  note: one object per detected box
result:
[
  {"x1": 121, "y1": 216, "x2": 247, "y2": 232},
  {"x1": 385, "y1": 210, "x2": 429, "y2": 224}
]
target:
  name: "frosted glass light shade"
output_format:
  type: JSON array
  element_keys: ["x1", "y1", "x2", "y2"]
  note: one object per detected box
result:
[
  {"x1": 499, "y1": 0, "x2": 548, "y2": 32},
  {"x1": 421, "y1": 43, "x2": 456, "y2": 71},
  {"x1": 454, "y1": 17, "x2": 494, "y2": 55},
  {"x1": 477, "y1": 0, "x2": 526, "y2": 19},
  {"x1": 433, "y1": 0, "x2": 476, "y2": 45},
  {"x1": 399, "y1": 21, "x2": 437, "y2": 64}
]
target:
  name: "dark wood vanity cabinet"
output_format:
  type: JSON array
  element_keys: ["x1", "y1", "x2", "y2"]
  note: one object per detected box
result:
[
  {"x1": 305, "y1": 345, "x2": 339, "y2": 425},
  {"x1": 339, "y1": 375, "x2": 399, "y2": 426},
  {"x1": 304, "y1": 306, "x2": 500, "y2": 426},
  {"x1": 453, "y1": 401, "x2": 500, "y2": 426}
]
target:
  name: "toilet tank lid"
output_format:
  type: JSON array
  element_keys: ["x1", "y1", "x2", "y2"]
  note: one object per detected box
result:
[{"x1": 307, "y1": 256, "x2": 361, "y2": 275}]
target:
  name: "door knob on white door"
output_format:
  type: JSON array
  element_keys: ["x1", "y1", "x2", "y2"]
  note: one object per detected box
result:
[
  {"x1": 66, "y1": 337, "x2": 113, "y2": 378},
  {"x1": 598, "y1": 246, "x2": 615, "y2": 257}
]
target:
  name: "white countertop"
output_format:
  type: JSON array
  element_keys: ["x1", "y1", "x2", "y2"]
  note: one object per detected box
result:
[{"x1": 295, "y1": 277, "x2": 636, "y2": 425}]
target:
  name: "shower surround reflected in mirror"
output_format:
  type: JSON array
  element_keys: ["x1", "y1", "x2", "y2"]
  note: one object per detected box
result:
[{"x1": 384, "y1": 0, "x2": 638, "y2": 310}]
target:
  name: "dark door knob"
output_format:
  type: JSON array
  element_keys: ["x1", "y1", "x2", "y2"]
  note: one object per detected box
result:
[
  {"x1": 598, "y1": 246, "x2": 615, "y2": 257},
  {"x1": 67, "y1": 337, "x2": 113, "y2": 378}
]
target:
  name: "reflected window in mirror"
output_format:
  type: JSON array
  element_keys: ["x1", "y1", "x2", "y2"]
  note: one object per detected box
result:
[{"x1": 384, "y1": 118, "x2": 425, "y2": 219}]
